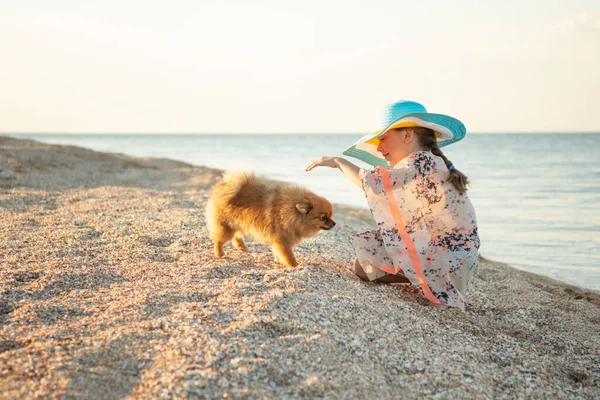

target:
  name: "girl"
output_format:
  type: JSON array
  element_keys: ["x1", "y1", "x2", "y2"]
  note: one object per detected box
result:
[{"x1": 306, "y1": 100, "x2": 480, "y2": 310}]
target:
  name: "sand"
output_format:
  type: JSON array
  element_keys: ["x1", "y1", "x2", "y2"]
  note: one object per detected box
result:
[{"x1": 1, "y1": 135, "x2": 599, "y2": 399}]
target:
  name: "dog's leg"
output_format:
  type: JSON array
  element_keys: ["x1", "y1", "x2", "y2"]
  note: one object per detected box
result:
[
  {"x1": 272, "y1": 243, "x2": 297, "y2": 268},
  {"x1": 211, "y1": 224, "x2": 234, "y2": 258},
  {"x1": 233, "y1": 235, "x2": 249, "y2": 252},
  {"x1": 214, "y1": 242, "x2": 226, "y2": 258}
]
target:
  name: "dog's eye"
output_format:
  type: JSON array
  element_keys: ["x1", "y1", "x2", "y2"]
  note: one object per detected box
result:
[{"x1": 320, "y1": 215, "x2": 328, "y2": 221}]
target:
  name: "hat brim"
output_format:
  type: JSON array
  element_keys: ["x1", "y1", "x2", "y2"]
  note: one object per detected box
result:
[{"x1": 342, "y1": 113, "x2": 466, "y2": 167}]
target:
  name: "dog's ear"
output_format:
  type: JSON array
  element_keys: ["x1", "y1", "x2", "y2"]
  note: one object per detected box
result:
[{"x1": 296, "y1": 203, "x2": 312, "y2": 215}]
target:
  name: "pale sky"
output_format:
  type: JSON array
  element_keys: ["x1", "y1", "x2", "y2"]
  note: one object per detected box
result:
[{"x1": 1, "y1": 0, "x2": 599, "y2": 133}]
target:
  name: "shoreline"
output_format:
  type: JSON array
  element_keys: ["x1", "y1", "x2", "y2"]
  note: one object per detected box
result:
[
  {"x1": 1, "y1": 135, "x2": 599, "y2": 398},
  {"x1": 6, "y1": 132, "x2": 599, "y2": 295}
]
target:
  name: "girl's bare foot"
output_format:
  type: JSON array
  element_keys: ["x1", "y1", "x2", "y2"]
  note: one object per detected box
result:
[{"x1": 353, "y1": 259, "x2": 410, "y2": 283}]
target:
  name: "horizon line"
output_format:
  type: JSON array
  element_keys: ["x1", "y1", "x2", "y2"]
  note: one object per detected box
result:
[{"x1": 3, "y1": 131, "x2": 600, "y2": 135}]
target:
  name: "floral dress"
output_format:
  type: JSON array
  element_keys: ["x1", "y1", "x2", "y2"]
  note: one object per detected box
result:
[{"x1": 348, "y1": 151, "x2": 480, "y2": 310}]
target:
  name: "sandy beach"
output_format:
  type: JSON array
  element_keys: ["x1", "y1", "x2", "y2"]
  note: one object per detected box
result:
[{"x1": 1, "y1": 135, "x2": 599, "y2": 399}]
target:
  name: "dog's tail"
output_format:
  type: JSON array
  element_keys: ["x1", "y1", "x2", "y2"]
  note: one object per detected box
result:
[
  {"x1": 206, "y1": 170, "x2": 255, "y2": 236},
  {"x1": 206, "y1": 169, "x2": 254, "y2": 210},
  {"x1": 217, "y1": 170, "x2": 255, "y2": 201}
]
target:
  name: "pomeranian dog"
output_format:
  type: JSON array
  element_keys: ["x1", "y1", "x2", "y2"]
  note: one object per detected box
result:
[{"x1": 206, "y1": 171, "x2": 336, "y2": 268}]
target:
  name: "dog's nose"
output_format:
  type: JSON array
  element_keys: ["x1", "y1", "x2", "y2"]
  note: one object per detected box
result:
[{"x1": 331, "y1": 221, "x2": 336, "y2": 227}]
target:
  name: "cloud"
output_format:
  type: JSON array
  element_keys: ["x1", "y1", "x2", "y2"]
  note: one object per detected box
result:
[{"x1": 552, "y1": 11, "x2": 600, "y2": 33}]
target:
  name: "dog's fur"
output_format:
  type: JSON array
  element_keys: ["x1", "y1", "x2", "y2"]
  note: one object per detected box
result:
[{"x1": 206, "y1": 171, "x2": 335, "y2": 267}]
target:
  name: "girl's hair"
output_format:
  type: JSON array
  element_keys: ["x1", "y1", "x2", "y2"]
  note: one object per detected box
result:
[{"x1": 411, "y1": 127, "x2": 469, "y2": 193}]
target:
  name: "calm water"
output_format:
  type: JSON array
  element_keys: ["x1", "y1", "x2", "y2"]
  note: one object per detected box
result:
[{"x1": 8, "y1": 133, "x2": 600, "y2": 292}]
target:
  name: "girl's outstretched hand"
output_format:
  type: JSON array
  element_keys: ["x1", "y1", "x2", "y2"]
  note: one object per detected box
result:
[
  {"x1": 306, "y1": 156, "x2": 362, "y2": 188},
  {"x1": 305, "y1": 156, "x2": 339, "y2": 171}
]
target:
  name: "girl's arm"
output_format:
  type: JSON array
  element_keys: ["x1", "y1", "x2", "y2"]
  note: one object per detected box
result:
[{"x1": 305, "y1": 157, "x2": 363, "y2": 189}]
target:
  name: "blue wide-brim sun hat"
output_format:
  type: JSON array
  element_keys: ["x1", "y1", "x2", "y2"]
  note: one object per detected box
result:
[{"x1": 342, "y1": 100, "x2": 466, "y2": 167}]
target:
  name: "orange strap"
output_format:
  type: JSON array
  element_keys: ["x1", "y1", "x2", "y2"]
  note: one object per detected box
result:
[{"x1": 379, "y1": 169, "x2": 441, "y2": 304}]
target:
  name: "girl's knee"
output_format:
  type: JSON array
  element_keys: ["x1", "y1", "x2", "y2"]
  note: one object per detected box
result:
[{"x1": 354, "y1": 259, "x2": 369, "y2": 281}]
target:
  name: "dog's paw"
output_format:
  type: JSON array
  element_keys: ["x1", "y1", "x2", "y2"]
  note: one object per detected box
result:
[{"x1": 282, "y1": 260, "x2": 298, "y2": 269}]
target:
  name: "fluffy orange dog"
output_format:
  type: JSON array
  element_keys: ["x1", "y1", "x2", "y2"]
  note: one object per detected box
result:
[{"x1": 206, "y1": 171, "x2": 336, "y2": 267}]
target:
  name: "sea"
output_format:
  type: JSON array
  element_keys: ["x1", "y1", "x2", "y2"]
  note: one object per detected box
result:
[{"x1": 7, "y1": 133, "x2": 600, "y2": 292}]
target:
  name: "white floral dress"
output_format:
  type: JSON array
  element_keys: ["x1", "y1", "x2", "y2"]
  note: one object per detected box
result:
[{"x1": 349, "y1": 151, "x2": 480, "y2": 310}]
